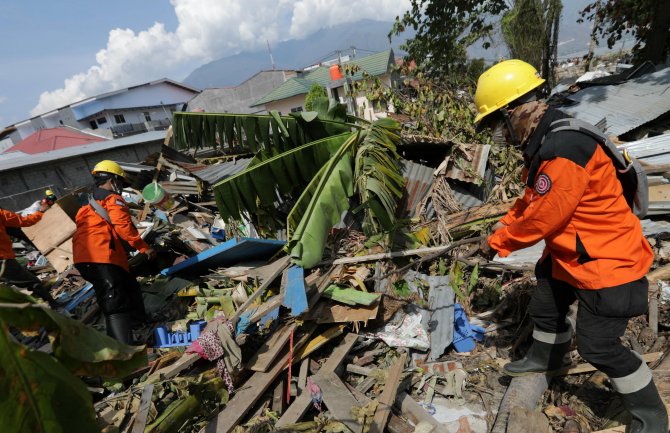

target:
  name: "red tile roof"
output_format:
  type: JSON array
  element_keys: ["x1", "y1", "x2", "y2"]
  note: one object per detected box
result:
[{"x1": 3, "y1": 127, "x2": 107, "y2": 154}]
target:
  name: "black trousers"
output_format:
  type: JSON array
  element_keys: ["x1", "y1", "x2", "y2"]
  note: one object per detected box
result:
[
  {"x1": 0, "y1": 258, "x2": 54, "y2": 303},
  {"x1": 75, "y1": 262, "x2": 146, "y2": 320},
  {"x1": 529, "y1": 257, "x2": 648, "y2": 378}
]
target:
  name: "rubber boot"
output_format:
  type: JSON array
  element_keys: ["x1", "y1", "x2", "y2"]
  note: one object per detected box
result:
[
  {"x1": 611, "y1": 362, "x2": 668, "y2": 433},
  {"x1": 504, "y1": 327, "x2": 572, "y2": 376},
  {"x1": 106, "y1": 313, "x2": 134, "y2": 345}
]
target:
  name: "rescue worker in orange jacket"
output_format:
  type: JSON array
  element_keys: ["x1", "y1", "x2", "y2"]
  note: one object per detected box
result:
[
  {"x1": 475, "y1": 60, "x2": 666, "y2": 433},
  {"x1": 73, "y1": 160, "x2": 155, "y2": 344},
  {"x1": 0, "y1": 205, "x2": 56, "y2": 305}
]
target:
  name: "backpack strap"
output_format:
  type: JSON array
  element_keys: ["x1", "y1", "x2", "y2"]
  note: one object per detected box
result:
[
  {"x1": 544, "y1": 118, "x2": 648, "y2": 218},
  {"x1": 88, "y1": 194, "x2": 112, "y2": 224}
]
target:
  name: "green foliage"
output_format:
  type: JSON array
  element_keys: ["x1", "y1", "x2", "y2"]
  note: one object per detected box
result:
[
  {"x1": 172, "y1": 111, "x2": 349, "y2": 152},
  {"x1": 0, "y1": 285, "x2": 148, "y2": 433},
  {"x1": 0, "y1": 321, "x2": 99, "y2": 433},
  {"x1": 501, "y1": 0, "x2": 562, "y2": 85},
  {"x1": 392, "y1": 280, "x2": 412, "y2": 298},
  {"x1": 213, "y1": 134, "x2": 350, "y2": 224},
  {"x1": 580, "y1": 0, "x2": 670, "y2": 64},
  {"x1": 304, "y1": 83, "x2": 328, "y2": 112},
  {"x1": 501, "y1": 0, "x2": 545, "y2": 70},
  {"x1": 390, "y1": 0, "x2": 508, "y2": 77},
  {"x1": 0, "y1": 286, "x2": 147, "y2": 377}
]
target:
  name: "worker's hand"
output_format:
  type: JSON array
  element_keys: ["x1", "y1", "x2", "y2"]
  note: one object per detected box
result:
[
  {"x1": 144, "y1": 248, "x2": 157, "y2": 260},
  {"x1": 479, "y1": 238, "x2": 497, "y2": 261},
  {"x1": 38, "y1": 201, "x2": 50, "y2": 212},
  {"x1": 491, "y1": 221, "x2": 506, "y2": 232}
]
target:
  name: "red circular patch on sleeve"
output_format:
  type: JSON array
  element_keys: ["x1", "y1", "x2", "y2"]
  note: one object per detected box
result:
[{"x1": 535, "y1": 173, "x2": 551, "y2": 195}]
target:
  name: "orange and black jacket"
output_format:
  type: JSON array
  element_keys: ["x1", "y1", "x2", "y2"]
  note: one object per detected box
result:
[
  {"x1": 73, "y1": 188, "x2": 149, "y2": 271},
  {"x1": 488, "y1": 108, "x2": 653, "y2": 290},
  {"x1": 0, "y1": 209, "x2": 43, "y2": 259}
]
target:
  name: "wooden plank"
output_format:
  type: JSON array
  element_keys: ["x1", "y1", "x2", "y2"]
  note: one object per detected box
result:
[
  {"x1": 314, "y1": 372, "x2": 362, "y2": 433},
  {"x1": 297, "y1": 358, "x2": 309, "y2": 397},
  {"x1": 345, "y1": 383, "x2": 415, "y2": 433},
  {"x1": 310, "y1": 301, "x2": 379, "y2": 324},
  {"x1": 395, "y1": 392, "x2": 450, "y2": 433},
  {"x1": 276, "y1": 333, "x2": 359, "y2": 427},
  {"x1": 131, "y1": 384, "x2": 154, "y2": 433},
  {"x1": 204, "y1": 326, "x2": 314, "y2": 433},
  {"x1": 347, "y1": 364, "x2": 374, "y2": 377},
  {"x1": 369, "y1": 352, "x2": 407, "y2": 433},
  {"x1": 272, "y1": 377, "x2": 286, "y2": 415},
  {"x1": 231, "y1": 256, "x2": 290, "y2": 325},
  {"x1": 291, "y1": 325, "x2": 346, "y2": 364},
  {"x1": 246, "y1": 323, "x2": 296, "y2": 372}
]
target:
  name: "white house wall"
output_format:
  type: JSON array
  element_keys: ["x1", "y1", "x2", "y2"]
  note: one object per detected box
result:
[{"x1": 264, "y1": 95, "x2": 306, "y2": 115}]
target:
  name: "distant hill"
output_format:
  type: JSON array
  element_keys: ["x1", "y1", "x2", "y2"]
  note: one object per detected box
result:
[
  {"x1": 184, "y1": 5, "x2": 597, "y2": 89},
  {"x1": 184, "y1": 20, "x2": 411, "y2": 88}
]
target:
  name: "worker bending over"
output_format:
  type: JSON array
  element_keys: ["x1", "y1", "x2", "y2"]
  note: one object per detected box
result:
[
  {"x1": 73, "y1": 160, "x2": 155, "y2": 344},
  {"x1": 0, "y1": 203, "x2": 56, "y2": 305},
  {"x1": 475, "y1": 60, "x2": 666, "y2": 433}
]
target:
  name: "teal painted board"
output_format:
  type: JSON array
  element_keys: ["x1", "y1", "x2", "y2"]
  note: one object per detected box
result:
[{"x1": 160, "y1": 237, "x2": 285, "y2": 276}]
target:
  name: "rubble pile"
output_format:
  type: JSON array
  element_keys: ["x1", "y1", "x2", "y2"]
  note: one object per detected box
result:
[{"x1": 3, "y1": 68, "x2": 670, "y2": 433}]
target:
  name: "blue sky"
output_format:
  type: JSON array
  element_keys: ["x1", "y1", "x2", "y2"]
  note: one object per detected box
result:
[
  {"x1": 0, "y1": 1, "x2": 180, "y2": 126},
  {"x1": 0, "y1": 0, "x2": 602, "y2": 128}
]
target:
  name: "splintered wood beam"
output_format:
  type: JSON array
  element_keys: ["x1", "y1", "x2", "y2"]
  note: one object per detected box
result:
[
  {"x1": 276, "y1": 333, "x2": 359, "y2": 427},
  {"x1": 369, "y1": 352, "x2": 407, "y2": 433},
  {"x1": 204, "y1": 325, "x2": 315, "y2": 433}
]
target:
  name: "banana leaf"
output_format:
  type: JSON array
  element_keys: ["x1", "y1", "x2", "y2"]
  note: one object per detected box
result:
[
  {"x1": 288, "y1": 133, "x2": 358, "y2": 268},
  {"x1": 173, "y1": 112, "x2": 351, "y2": 153},
  {"x1": 0, "y1": 320, "x2": 98, "y2": 433},
  {"x1": 354, "y1": 118, "x2": 404, "y2": 234},
  {"x1": 212, "y1": 133, "x2": 351, "y2": 221},
  {"x1": 0, "y1": 285, "x2": 147, "y2": 378}
]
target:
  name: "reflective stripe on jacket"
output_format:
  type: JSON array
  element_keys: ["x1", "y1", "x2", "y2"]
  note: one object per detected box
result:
[
  {"x1": 0, "y1": 210, "x2": 42, "y2": 259},
  {"x1": 488, "y1": 116, "x2": 653, "y2": 290},
  {"x1": 73, "y1": 189, "x2": 149, "y2": 270}
]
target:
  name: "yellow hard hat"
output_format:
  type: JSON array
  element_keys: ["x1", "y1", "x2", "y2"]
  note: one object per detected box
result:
[
  {"x1": 45, "y1": 189, "x2": 55, "y2": 197},
  {"x1": 474, "y1": 59, "x2": 546, "y2": 124},
  {"x1": 92, "y1": 160, "x2": 126, "y2": 178}
]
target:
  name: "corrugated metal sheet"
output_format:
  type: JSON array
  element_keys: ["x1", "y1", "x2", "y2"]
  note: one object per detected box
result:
[
  {"x1": 401, "y1": 159, "x2": 434, "y2": 217},
  {"x1": 0, "y1": 130, "x2": 166, "y2": 172},
  {"x1": 406, "y1": 271, "x2": 455, "y2": 361},
  {"x1": 620, "y1": 133, "x2": 670, "y2": 164},
  {"x1": 562, "y1": 66, "x2": 670, "y2": 137},
  {"x1": 445, "y1": 144, "x2": 490, "y2": 183},
  {"x1": 190, "y1": 158, "x2": 252, "y2": 185},
  {"x1": 161, "y1": 237, "x2": 285, "y2": 276}
]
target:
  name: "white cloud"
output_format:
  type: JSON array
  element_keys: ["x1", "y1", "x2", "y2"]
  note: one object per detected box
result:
[
  {"x1": 31, "y1": 0, "x2": 410, "y2": 116},
  {"x1": 289, "y1": 0, "x2": 410, "y2": 38}
]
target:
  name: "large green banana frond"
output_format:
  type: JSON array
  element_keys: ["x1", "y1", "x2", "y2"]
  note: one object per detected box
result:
[
  {"x1": 212, "y1": 133, "x2": 351, "y2": 221},
  {"x1": 172, "y1": 111, "x2": 351, "y2": 152}
]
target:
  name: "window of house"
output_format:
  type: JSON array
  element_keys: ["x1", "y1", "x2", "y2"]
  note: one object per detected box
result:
[
  {"x1": 97, "y1": 117, "x2": 107, "y2": 125},
  {"x1": 114, "y1": 114, "x2": 126, "y2": 123},
  {"x1": 290, "y1": 106, "x2": 303, "y2": 113},
  {"x1": 144, "y1": 112, "x2": 151, "y2": 121},
  {"x1": 89, "y1": 121, "x2": 98, "y2": 130}
]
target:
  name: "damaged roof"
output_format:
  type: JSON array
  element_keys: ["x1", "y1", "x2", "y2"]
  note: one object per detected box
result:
[{"x1": 562, "y1": 66, "x2": 670, "y2": 137}]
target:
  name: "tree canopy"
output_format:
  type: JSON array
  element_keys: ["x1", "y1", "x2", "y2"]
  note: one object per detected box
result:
[
  {"x1": 580, "y1": 0, "x2": 670, "y2": 65},
  {"x1": 389, "y1": 0, "x2": 508, "y2": 78}
]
